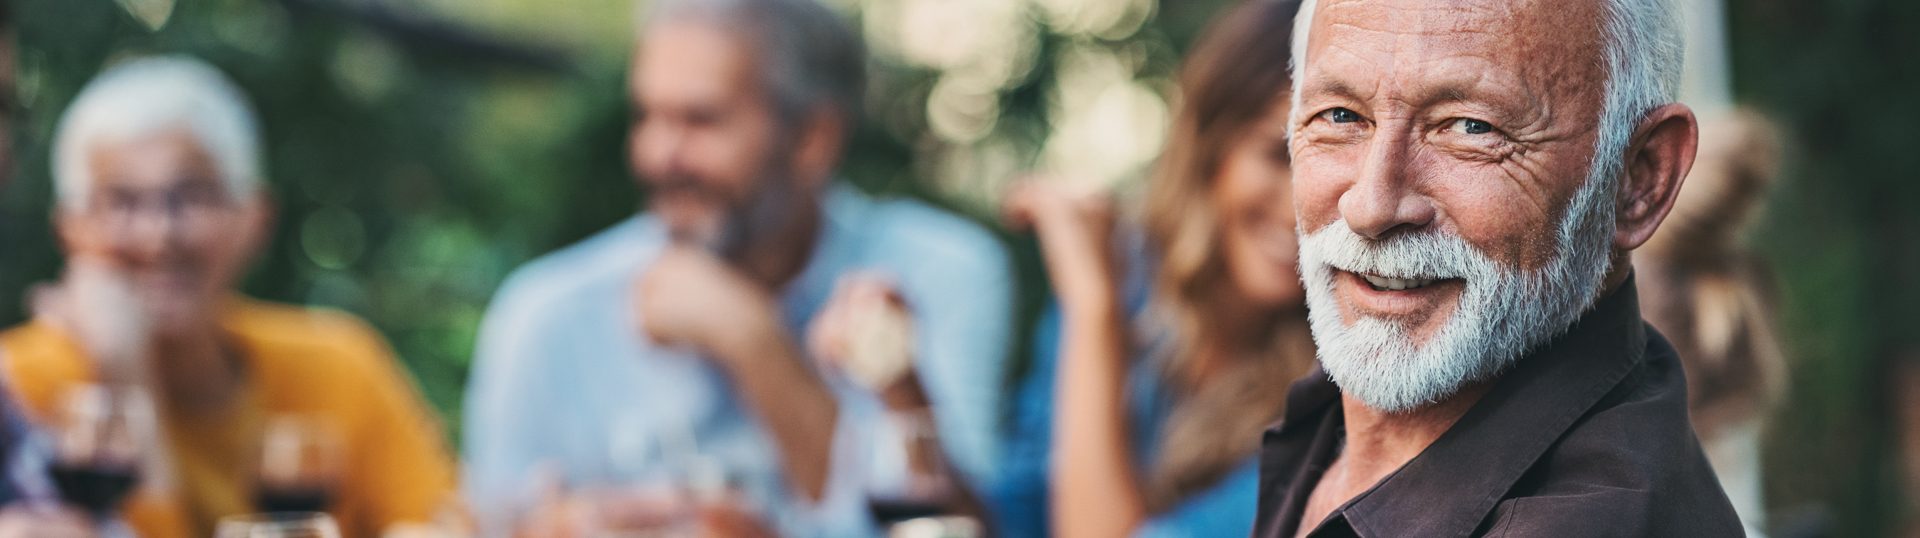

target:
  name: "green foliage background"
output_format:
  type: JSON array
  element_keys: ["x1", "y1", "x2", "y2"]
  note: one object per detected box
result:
[
  {"x1": 0, "y1": 0, "x2": 1914, "y2": 536},
  {"x1": 1730, "y1": 0, "x2": 1920, "y2": 536}
]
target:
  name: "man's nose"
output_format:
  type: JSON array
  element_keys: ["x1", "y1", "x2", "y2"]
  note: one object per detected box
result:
[
  {"x1": 1338, "y1": 125, "x2": 1435, "y2": 239},
  {"x1": 637, "y1": 121, "x2": 690, "y2": 176}
]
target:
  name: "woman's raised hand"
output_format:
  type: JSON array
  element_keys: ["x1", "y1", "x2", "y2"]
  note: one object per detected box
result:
[{"x1": 1002, "y1": 177, "x2": 1122, "y2": 312}]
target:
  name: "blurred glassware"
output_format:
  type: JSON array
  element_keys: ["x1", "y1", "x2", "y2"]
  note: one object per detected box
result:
[
  {"x1": 256, "y1": 415, "x2": 346, "y2": 514},
  {"x1": 572, "y1": 486, "x2": 696, "y2": 538},
  {"x1": 560, "y1": 418, "x2": 720, "y2": 538},
  {"x1": 49, "y1": 383, "x2": 147, "y2": 521},
  {"x1": 867, "y1": 410, "x2": 954, "y2": 526},
  {"x1": 215, "y1": 512, "x2": 342, "y2": 538},
  {"x1": 886, "y1": 515, "x2": 982, "y2": 538}
]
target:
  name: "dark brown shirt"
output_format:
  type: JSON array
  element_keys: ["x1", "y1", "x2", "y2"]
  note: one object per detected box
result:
[{"x1": 1252, "y1": 279, "x2": 1745, "y2": 538}]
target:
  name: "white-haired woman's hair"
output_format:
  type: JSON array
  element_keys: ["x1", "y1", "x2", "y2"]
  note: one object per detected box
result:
[{"x1": 53, "y1": 55, "x2": 263, "y2": 211}]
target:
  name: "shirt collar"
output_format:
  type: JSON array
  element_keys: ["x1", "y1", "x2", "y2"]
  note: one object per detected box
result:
[
  {"x1": 778, "y1": 181, "x2": 871, "y2": 326},
  {"x1": 1284, "y1": 276, "x2": 1650, "y2": 538}
]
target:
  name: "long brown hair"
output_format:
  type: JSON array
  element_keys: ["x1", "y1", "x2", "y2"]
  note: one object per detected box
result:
[
  {"x1": 1638, "y1": 110, "x2": 1787, "y2": 440},
  {"x1": 1137, "y1": 0, "x2": 1312, "y2": 513}
]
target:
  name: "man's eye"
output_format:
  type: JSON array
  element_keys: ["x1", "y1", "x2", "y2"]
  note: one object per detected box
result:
[
  {"x1": 1452, "y1": 118, "x2": 1494, "y2": 135},
  {"x1": 1322, "y1": 108, "x2": 1361, "y2": 124}
]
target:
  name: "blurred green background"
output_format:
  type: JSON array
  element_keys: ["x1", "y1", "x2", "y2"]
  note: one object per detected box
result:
[{"x1": 0, "y1": 0, "x2": 1915, "y2": 536}]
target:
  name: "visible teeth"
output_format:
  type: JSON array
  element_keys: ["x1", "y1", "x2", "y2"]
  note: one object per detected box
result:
[
  {"x1": 1363, "y1": 274, "x2": 1391, "y2": 289},
  {"x1": 1360, "y1": 273, "x2": 1437, "y2": 291}
]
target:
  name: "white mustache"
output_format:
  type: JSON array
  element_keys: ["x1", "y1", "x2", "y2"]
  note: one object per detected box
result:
[{"x1": 1298, "y1": 220, "x2": 1493, "y2": 282}]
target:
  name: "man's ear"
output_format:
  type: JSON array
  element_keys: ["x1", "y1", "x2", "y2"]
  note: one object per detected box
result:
[
  {"x1": 790, "y1": 107, "x2": 848, "y2": 190},
  {"x1": 1614, "y1": 103, "x2": 1697, "y2": 251}
]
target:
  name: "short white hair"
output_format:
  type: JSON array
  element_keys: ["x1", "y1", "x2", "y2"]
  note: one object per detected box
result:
[
  {"x1": 53, "y1": 55, "x2": 264, "y2": 212},
  {"x1": 1289, "y1": 0, "x2": 1685, "y2": 195}
]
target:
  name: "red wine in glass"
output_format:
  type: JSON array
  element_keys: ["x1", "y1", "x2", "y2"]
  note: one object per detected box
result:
[
  {"x1": 48, "y1": 461, "x2": 139, "y2": 518},
  {"x1": 868, "y1": 498, "x2": 946, "y2": 525},
  {"x1": 256, "y1": 415, "x2": 343, "y2": 516},
  {"x1": 52, "y1": 385, "x2": 149, "y2": 520},
  {"x1": 256, "y1": 486, "x2": 334, "y2": 514}
]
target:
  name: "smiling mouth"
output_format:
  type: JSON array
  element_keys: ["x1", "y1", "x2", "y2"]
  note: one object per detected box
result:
[{"x1": 1357, "y1": 272, "x2": 1442, "y2": 292}]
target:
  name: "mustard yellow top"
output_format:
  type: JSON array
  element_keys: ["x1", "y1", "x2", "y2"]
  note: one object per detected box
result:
[{"x1": 0, "y1": 298, "x2": 459, "y2": 538}]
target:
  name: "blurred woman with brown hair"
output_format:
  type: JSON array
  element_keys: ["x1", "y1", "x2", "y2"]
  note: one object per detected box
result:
[
  {"x1": 992, "y1": 1, "x2": 1311, "y2": 537},
  {"x1": 1635, "y1": 109, "x2": 1788, "y2": 537}
]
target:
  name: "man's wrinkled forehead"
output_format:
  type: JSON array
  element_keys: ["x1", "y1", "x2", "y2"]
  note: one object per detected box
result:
[{"x1": 1300, "y1": 0, "x2": 1608, "y2": 109}]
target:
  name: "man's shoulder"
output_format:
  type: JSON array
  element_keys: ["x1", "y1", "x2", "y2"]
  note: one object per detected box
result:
[
  {"x1": 491, "y1": 215, "x2": 659, "y2": 314},
  {"x1": 1499, "y1": 325, "x2": 1742, "y2": 537},
  {"x1": 1557, "y1": 323, "x2": 1700, "y2": 458},
  {"x1": 0, "y1": 320, "x2": 71, "y2": 362},
  {"x1": 0, "y1": 320, "x2": 91, "y2": 418},
  {"x1": 857, "y1": 195, "x2": 1008, "y2": 272},
  {"x1": 228, "y1": 298, "x2": 380, "y2": 344},
  {"x1": 225, "y1": 299, "x2": 403, "y2": 379}
]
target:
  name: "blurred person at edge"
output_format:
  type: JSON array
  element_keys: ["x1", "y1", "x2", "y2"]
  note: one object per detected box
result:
[
  {"x1": 993, "y1": 1, "x2": 1313, "y2": 537},
  {"x1": 0, "y1": 56, "x2": 462, "y2": 538},
  {"x1": 1635, "y1": 109, "x2": 1788, "y2": 538},
  {"x1": 458, "y1": 0, "x2": 1014, "y2": 535},
  {"x1": 1253, "y1": 0, "x2": 1746, "y2": 535},
  {"x1": 0, "y1": 1, "x2": 105, "y2": 536}
]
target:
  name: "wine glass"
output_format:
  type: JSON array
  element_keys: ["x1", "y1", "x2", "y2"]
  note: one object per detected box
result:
[
  {"x1": 887, "y1": 516, "x2": 982, "y2": 538},
  {"x1": 215, "y1": 512, "x2": 342, "y2": 538},
  {"x1": 49, "y1": 383, "x2": 147, "y2": 520},
  {"x1": 255, "y1": 415, "x2": 345, "y2": 514},
  {"x1": 587, "y1": 417, "x2": 704, "y2": 538},
  {"x1": 868, "y1": 410, "x2": 955, "y2": 525}
]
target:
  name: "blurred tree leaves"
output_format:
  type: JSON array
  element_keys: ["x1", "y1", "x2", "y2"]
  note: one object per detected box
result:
[{"x1": 1731, "y1": 0, "x2": 1920, "y2": 535}]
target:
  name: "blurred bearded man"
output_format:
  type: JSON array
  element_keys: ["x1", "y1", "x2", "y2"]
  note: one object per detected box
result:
[
  {"x1": 461, "y1": 0, "x2": 1015, "y2": 535},
  {"x1": 1251, "y1": 0, "x2": 1745, "y2": 536}
]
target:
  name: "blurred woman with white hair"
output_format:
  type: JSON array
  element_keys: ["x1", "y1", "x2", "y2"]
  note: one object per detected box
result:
[{"x1": 0, "y1": 55, "x2": 460, "y2": 538}]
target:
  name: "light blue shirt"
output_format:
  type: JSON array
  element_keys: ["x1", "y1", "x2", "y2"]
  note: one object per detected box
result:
[
  {"x1": 991, "y1": 234, "x2": 1262, "y2": 538},
  {"x1": 463, "y1": 183, "x2": 1014, "y2": 537}
]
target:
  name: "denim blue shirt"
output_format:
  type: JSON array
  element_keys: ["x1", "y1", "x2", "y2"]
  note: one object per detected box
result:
[
  {"x1": 992, "y1": 254, "x2": 1262, "y2": 538},
  {"x1": 0, "y1": 386, "x2": 45, "y2": 507},
  {"x1": 463, "y1": 183, "x2": 1014, "y2": 537}
]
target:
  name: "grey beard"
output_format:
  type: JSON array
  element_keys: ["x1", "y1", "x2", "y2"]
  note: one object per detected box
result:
[
  {"x1": 661, "y1": 166, "x2": 804, "y2": 264},
  {"x1": 1295, "y1": 168, "x2": 1618, "y2": 414}
]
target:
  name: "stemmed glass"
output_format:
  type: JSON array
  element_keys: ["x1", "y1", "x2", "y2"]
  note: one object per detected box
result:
[
  {"x1": 582, "y1": 417, "x2": 704, "y2": 538},
  {"x1": 867, "y1": 409, "x2": 955, "y2": 525},
  {"x1": 48, "y1": 384, "x2": 147, "y2": 521},
  {"x1": 215, "y1": 512, "x2": 342, "y2": 538},
  {"x1": 255, "y1": 415, "x2": 345, "y2": 514}
]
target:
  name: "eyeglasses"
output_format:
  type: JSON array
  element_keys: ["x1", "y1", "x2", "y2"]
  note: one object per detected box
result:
[{"x1": 83, "y1": 181, "x2": 239, "y2": 234}]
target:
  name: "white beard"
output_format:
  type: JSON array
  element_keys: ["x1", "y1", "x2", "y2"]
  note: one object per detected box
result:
[{"x1": 1296, "y1": 166, "x2": 1619, "y2": 414}]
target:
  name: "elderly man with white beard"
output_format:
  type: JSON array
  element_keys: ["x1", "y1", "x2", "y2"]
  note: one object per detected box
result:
[{"x1": 1250, "y1": 0, "x2": 1746, "y2": 536}]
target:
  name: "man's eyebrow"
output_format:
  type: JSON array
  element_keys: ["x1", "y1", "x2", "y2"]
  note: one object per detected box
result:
[
  {"x1": 1304, "y1": 73, "x2": 1365, "y2": 103},
  {"x1": 1422, "y1": 82, "x2": 1538, "y2": 120},
  {"x1": 1304, "y1": 71, "x2": 1525, "y2": 117}
]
